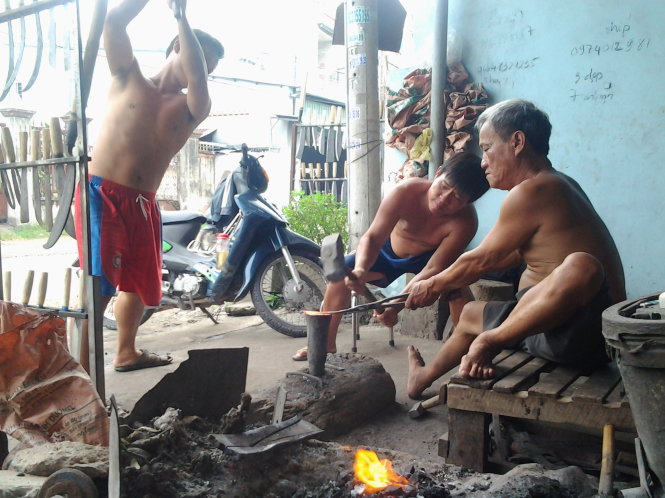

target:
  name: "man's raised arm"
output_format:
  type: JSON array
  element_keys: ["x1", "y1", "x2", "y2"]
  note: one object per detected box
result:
[
  {"x1": 170, "y1": 0, "x2": 211, "y2": 122},
  {"x1": 104, "y1": 0, "x2": 150, "y2": 76}
]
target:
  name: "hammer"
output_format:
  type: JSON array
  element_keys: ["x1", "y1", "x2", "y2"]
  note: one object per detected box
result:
[
  {"x1": 408, "y1": 394, "x2": 441, "y2": 419},
  {"x1": 320, "y1": 233, "x2": 375, "y2": 303}
]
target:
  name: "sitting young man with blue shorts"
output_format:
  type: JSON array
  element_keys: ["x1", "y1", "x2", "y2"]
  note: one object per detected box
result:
[{"x1": 293, "y1": 151, "x2": 489, "y2": 360}]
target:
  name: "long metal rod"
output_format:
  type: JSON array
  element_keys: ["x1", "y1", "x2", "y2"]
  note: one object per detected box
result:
[
  {"x1": 429, "y1": 0, "x2": 449, "y2": 177},
  {"x1": 0, "y1": 156, "x2": 86, "y2": 169},
  {"x1": 0, "y1": 0, "x2": 73, "y2": 23}
]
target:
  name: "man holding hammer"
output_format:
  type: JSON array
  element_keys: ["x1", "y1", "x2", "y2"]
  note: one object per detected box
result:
[
  {"x1": 74, "y1": 0, "x2": 223, "y2": 372},
  {"x1": 293, "y1": 152, "x2": 490, "y2": 361}
]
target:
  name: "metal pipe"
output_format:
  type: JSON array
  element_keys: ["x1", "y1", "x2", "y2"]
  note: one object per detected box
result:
[
  {"x1": 0, "y1": 0, "x2": 73, "y2": 24},
  {"x1": 429, "y1": 0, "x2": 449, "y2": 178},
  {"x1": 305, "y1": 312, "x2": 332, "y2": 377}
]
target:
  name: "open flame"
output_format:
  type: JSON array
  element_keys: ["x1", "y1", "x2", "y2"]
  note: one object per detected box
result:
[{"x1": 353, "y1": 449, "x2": 409, "y2": 493}]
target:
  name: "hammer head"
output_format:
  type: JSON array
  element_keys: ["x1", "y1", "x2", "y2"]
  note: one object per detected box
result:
[
  {"x1": 320, "y1": 233, "x2": 346, "y2": 282},
  {"x1": 407, "y1": 400, "x2": 425, "y2": 419}
]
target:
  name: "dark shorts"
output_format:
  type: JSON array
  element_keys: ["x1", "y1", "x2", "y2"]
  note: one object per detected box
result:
[
  {"x1": 344, "y1": 238, "x2": 434, "y2": 288},
  {"x1": 74, "y1": 175, "x2": 162, "y2": 306},
  {"x1": 483, "y1": 281, "x2": 612, "y2": 368}
]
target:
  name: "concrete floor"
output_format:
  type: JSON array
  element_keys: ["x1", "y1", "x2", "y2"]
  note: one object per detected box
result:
[
  {"x1": 102, "y1": 309, "x2": 450, "y2": 460},
  {"x1": 0, "y1": 237, "x2": 449, "y2": 461}
]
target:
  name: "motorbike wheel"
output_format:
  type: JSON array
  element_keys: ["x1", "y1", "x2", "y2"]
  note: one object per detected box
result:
[
  {"x1": 250, "y1": 249, "x2": 327, "y2": 338},
  {"x1": 103, "y1": 296, "x2": 155, "y2": 330}
]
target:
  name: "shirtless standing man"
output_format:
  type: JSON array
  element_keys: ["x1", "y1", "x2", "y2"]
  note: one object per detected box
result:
[
  {"x1": 293, "y1": 152, "x2": 490, "y2": 361},
  {"x1": 404, "y1": 99, "x2": 625, "y2": 398},
  {"x1": 74, "y1": 0, "x2": 224, "y2": 372}
]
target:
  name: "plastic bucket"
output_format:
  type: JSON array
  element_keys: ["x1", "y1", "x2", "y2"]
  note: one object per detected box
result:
[{"x1": 602, "y1": 294, "x2": 665, "y2": 489}]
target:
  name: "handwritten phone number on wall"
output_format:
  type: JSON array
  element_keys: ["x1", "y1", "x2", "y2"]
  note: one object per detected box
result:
[{"x1": 570, "y1": 38, "x2": 651, "y2": 56}]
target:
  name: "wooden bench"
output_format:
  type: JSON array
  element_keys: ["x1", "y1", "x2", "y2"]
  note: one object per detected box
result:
[{"x1": 438, "y1": 350, "x2": 636, "y2": 472}]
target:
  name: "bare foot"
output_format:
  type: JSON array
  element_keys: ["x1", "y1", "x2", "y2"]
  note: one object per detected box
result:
[
  {"x1": 459, "y1": 334, "x2": 498, "y2": 379},
  {"x1": 406, "y1": 345, "x2": 431, "y2": 399}
]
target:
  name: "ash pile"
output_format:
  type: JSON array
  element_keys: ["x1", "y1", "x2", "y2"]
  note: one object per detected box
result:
[{"x1": 115, "y1": 348, "x2": 598, "y2": 497}]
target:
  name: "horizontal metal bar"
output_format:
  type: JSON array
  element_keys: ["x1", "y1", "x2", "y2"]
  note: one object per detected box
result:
[
  {"x1": 22, "y1": 305, "x2": 87, "y2": 319},
  {"x1": 0, "y1": 156, "x2": 87, "y2": 170},
  {"x1": 0, "y1": 0, "x2": 74, "y2": 24}
]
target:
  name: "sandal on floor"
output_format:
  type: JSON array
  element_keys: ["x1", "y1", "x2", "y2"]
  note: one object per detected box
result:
[
  {"x1": 292, "y1": 347, "x2": 308, "y2": 361},
  {"x1": 114, "y1": 350, "x2": 173, "y2": 372}
]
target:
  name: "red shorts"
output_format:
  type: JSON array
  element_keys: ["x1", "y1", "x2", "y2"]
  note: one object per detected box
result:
[{"x1": 74, "y1": 175, "x2": 162, "y2": 306}]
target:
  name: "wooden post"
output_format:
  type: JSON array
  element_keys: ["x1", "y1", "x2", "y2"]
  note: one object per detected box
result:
[
  {"x1": 344, "y1": 0, "x2": 381, "y2": 250},
  {"x1": 446, "y1": 408, "x2": 489, "y2": 471}
]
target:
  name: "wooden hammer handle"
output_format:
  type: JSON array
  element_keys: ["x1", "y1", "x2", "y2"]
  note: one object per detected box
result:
[
  {"x1": 421, "y1": 394, "x2": 440, "y2": 410},
  {"x1": 344, "y1": 267, "x2": 376, "y2": 303}
]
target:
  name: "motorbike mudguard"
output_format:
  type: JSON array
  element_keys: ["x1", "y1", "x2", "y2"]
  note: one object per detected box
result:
[{"x1": 233, "y1": 228, "x2": 321, "y2": 300}]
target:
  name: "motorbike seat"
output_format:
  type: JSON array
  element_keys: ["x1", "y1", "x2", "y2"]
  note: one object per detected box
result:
[{"x1": 161, "y1": 210, "x2": 207, "y2": 225}]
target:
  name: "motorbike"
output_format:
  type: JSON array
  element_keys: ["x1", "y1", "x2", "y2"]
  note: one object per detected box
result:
[{"x1": 102, "y1": 144, "x2": 327, "y2": 337}]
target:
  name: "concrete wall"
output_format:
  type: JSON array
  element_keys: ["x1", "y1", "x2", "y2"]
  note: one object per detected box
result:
[{"x1": 390, "y1": 0, "x2": 665, "y2": 298}]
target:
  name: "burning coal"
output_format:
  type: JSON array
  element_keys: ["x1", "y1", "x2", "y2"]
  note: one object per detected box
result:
[{"x1": 354, "y1": 449, "x2": 410, "y2": 494}]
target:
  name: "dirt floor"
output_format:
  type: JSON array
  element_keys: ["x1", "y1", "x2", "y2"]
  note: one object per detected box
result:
[
  {"x1": 0, "y1": 238, "x2": 627, "y2": 496},
  {"x1": 105, "y1": 306, "x2": 451, "y2": 462}
]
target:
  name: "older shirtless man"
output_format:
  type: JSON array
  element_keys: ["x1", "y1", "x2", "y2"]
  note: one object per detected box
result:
[
  {"x1": 405, "y1": 99, "x2": 625, "y2": 399},
  {"x1": 74, "y1": 0, "x2": 223, "y2": 372},
  {"x1": 293, "y1": 152, "x2": 489, "y2": 361}
]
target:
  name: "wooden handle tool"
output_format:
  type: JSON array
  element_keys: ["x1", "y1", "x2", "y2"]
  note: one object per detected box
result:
[
  {"x1": 61, "y1": 267, "x2": 71, "y2": 311},
  {"x1": 22, "y1": 270, "x2": 34, "y2": 306},
  {"x1": 3, "y1": 271, "x2": 10, "y2": 301},
  {"x1": 37, "y1": 272, "x2": 48, "y2": 307}
]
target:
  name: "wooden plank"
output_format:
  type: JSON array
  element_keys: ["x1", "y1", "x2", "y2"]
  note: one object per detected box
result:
[
  {"x1": 447, "y1": 384, "x2": 635, "y2": 433},
  {"x1": 451, "y1": 350, "x2": 533, "y2": 390},
  {"x1": 604, "y1": 381, "x2": 629, "y2": 408},
  {"x1": 438, "y1": 366, "x2": 460, "y2": 405},
  {"x1": 528, "y1": 365, "x2": 583, "y2": 398},
  {"x1": 446, "y1": 408, "x2": 489, "y2": 472},
  {"x1": 493, "y1": 357, "x2": 551, "y2": 394},
  {"x1": 572, "y1": 364, "x2": 621, "y2": 403},
  {"x1": 438, "y1": 431, "x2": 449, "y2": 459}
]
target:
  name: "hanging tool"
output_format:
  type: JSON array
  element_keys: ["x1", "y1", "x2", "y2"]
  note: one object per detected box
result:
[
  {"x1": 44, "y1": 0, "x2": 108, "y2": 249},
  {"x1": 36, "y1": 271, "x2": 48, "y2": 308},
  {"x1": 0, "y1": 125, "x2": 17, "y2": 209},
  {"x1": 0, "y1": 0, "x2": 27, "y2": 102},
  {"x1": 18, "y1": 130, "x2": 29, "y2": 222},
  {"x1": 21, "y1": 270, "x2": 34, "y2": 306},
  {"x1": 30, "y1": 128, "x2": 44, "y2": 226},
  {"x1": 22, "y1": 0, "x2": 44, "y2": 93}
]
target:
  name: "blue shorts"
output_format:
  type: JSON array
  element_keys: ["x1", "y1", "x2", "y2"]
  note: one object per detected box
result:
[{"x1": 344, "y1": 239, "x2": 434, "y2": 288}]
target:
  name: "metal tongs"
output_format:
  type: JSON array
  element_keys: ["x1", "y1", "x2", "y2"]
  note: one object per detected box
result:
[{"x1": 331, "y1": 292, "x2": 409, "y2": 315}]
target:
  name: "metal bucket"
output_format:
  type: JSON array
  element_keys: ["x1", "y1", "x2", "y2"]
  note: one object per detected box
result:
[{"x1": 602, "y1": 294, "x2": 665, "y2": 490}]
